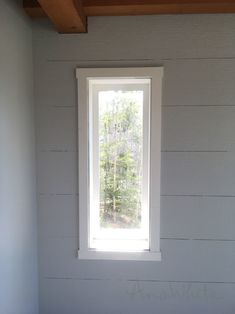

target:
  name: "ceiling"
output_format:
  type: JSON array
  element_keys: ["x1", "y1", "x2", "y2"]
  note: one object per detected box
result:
[{"x1": 23, "y1": 0, "x2": 235, "y2": 33}]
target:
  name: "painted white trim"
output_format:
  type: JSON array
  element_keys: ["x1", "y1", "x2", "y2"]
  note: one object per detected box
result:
[
  {"x1": 78, "y1": 249, "x2": 162, "y2": 261},
  {"x1": 149, "y1": 68, "x2": 163, "y2": 252},
  {"x1": 89, "y1": 81, "x2": 150, "y2": 251},
  {"x1": 77, "y1": 67, "x2": 163, "y2": 261}
]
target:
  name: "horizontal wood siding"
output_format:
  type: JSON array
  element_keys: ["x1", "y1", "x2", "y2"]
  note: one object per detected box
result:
[
  {"x1": 34, "y1": 14, "x2": 235, "y2": 314},
  {"x1": 41, "y1": 279, "x2": 235, "y2": 314},
  {"x1": 40, "y1": 237, "x2": 235, "y2": 282},
  {"x1": 38, "y1": 195, "x2": 235, "y2": 240}
]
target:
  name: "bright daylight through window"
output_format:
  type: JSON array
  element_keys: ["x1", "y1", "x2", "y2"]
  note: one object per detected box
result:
[{"x1": 77, "y1": 68, "x2": 163, "y2": 260}]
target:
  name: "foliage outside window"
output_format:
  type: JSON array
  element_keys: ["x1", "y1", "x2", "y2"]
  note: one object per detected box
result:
[{"x1": 99, "y1": 91, "x2": 143, "y2": 229}]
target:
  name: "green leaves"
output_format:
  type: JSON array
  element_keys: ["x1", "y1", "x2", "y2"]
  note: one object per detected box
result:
[{"x1": 99, "y1": 91, "x2": 143, "y2": 229}]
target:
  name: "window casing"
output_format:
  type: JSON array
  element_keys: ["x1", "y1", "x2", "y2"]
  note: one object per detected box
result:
[{"x1": 77, "y1": 67, "x2": 163, "y2": 261}]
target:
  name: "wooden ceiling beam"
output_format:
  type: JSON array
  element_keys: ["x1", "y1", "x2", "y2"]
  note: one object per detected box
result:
[
  {"x1": 32, "y1": 0, "x2": 87, "y2": 33},
  {"x1": 84, "y1": 0, "x2": 235, "y2": 15},
  {"x1": 24, "y1": 0, "x2": 235, "y2": 17},
  {"x1": 23, "y1": 0, "x2": 45, "y2": 18},
  {"x1": 23, "y1": 0, "x2": 235, "y2": 32}
]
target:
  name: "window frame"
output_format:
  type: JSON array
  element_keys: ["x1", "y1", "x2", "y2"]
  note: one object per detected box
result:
[
  {"x1": 89, "y1": 80, "x2": 150, "y2": 252},
  {"x1": 76, "y1": 67, "x2": 163, "y2": 261}
]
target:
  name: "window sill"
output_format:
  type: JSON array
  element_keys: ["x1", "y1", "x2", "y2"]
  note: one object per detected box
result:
[{"x1": 77, "y1": 249, "x2": 161, "y2": 261}]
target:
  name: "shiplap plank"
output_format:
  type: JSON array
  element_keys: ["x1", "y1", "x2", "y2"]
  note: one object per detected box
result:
[
  {"x1": 164, "y1": 59, "x2": 235, "y2": 106},
  {"x1": 38, "y1": 152, "x2": 77, "y2": 194},
  {"x1": 38, "y1": 195, "x2": 78, "y2": 238},
  {"x1": 161, "y1": 152, "x2": 235, "y2": 196},
  {"x1": 162, "y1": 106, "x2": 235, "y2": 151},
  {"x1": 34, "y1": 59, "x2": 235, "y2": 109},
  {"x1": 161, "y1": 196, "x2": 235, "y2": 240},
  {"x1": 38, "y1": 195, "x2": 235, "y2": 240},
  {"x1": 33, "y1": 15, "x2": 235, "y2": 61},
  {"x1": 37, "y1": 106, "x2": 76, "y2": 151},
  {"x1": 34, "y1": 62, "x2": 76, "y2": 108},
  {"x1": 40, "y1": 278, "x2": 235, "y2": 314},
  {"x1": 40, "y1": 237, "x2": 235, "y2": 282},
  {"x1": 37, "y1": 106, "x2": 235, "y2": 152},
  {"x1": 38, "y1": 152, "x2": 235, "y2": 195},
  {"x1": 35, "y1": 60, "x2": 156, "y2": 108}
]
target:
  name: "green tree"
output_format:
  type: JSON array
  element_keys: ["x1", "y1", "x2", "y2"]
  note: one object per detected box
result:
[{"x1": 99, "y1": 91, "x2": 143, "y2": 228}]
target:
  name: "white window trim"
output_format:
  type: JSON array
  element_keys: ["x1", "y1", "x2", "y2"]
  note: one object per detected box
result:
[
  {"x1": 76, "y1": 67, "x2": 163, "y2": 261},
  {"x1": 89, "y1": 81, "x2": 150, "y2": 251}
]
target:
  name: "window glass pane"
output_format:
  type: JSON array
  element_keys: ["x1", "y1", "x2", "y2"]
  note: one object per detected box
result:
[{"x1": 98, "y1": 90, "x2": 144, "y2": 230}]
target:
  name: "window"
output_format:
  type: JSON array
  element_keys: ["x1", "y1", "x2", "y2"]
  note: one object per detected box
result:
[{"x1": 77, "y1": 67, "x2": 163, "y2": 261}]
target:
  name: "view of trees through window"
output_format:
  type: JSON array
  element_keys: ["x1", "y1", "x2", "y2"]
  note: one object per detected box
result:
[{"x1": 99, "y1": 90, "x2": 143, "y2": 229}]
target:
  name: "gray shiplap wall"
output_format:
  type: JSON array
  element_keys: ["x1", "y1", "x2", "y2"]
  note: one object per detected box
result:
[{"x1": 34, "y1": 15, "x2": 235, "y2": 314}]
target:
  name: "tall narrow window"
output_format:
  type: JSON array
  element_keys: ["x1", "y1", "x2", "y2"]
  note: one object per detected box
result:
[{"x1": 77, "y1": 68, "x2": 163, "y2": 261}]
